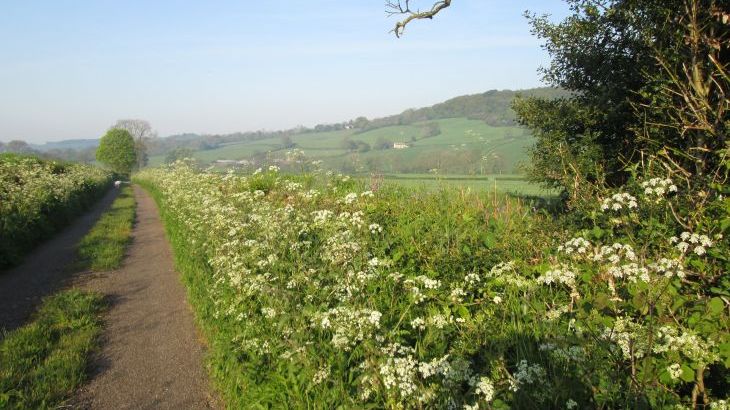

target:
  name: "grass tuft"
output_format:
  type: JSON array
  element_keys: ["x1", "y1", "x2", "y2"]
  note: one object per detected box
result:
[
  {"x1": 77, "y1": 186, "x2": 136, "y2": 271},
  {"x1": 0, "y1": 290, "x2": 105, "y2": 409}
]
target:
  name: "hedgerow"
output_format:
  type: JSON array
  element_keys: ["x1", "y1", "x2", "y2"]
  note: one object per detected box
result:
[
  {"x1": 136, "y1": 160, "x2": 728, "y2": 409},
  {"x1": 0, "y1": 154, "x2": 112, "y2": 269}
]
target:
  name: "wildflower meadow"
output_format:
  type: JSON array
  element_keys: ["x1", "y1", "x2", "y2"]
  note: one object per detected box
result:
[{"x1": 136, "y1": 159, "x2": 728, "y2": 409}]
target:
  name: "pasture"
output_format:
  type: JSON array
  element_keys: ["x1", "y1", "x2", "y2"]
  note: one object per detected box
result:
[{"x1": 149, "y1": 118, "x2": 533, "y2": 176}]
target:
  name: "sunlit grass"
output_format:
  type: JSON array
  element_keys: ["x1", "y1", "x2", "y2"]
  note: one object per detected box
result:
[
  {"x1": 77, "y1": 186, "x2": 136, "y2": 271},
  {"x1": 0, "y1": 290, "x2": 105, "y2": 409}
]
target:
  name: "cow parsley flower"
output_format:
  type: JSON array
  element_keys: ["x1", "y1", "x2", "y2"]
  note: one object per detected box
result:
[
  {"x1": 675, "y1": 232, "x2": 715, "y2": 256},
  {"x1": 313, "y1": 366, "x2": 330, "y2": 385},
  {"x1": 536, "y1": 265, "x2": 576, "y2": 287},
  {"x1": 343, "y1": 193, "x2": 358, "y2": 204},
  {"x1": 667, "y1": 363, "x2": 682, "y2": 380},
  {"x1": 641, "y1": 177, "x2": 677, "y2": 202},
  {"x1": 601, "y1": 192, "x2": 638, "y2": 212},
  {"x1": 475, "y1": 376, "x2": 495, "y2": 402},
  {"x1": 369, "y1": 223, "x2": 383, "y2": 234},
  {"x1": 410, "y1": 317, "x2": 426, "y2": 331}
]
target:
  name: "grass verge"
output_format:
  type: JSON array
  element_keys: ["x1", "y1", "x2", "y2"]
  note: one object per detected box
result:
[
  {"x1": 77, "y1": 186, "x2": 136, "y2": 271},
  {"x1": 0, "y1": 290, "x2": 105, "y2": 408},
  {"x1": 0, "y1": 186, "x2": 137, "y2": 408}
]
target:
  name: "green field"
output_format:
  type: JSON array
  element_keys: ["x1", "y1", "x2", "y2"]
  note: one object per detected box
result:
[
  {"x1": 366, "y1": 174, "x2": 556, "y2": 197},
  {"x1": 149, "y1": 118, "x2": 533, "y2": 175},
  {"x1": 147, "y1": 117, "x2": 545, "y2": 195}
]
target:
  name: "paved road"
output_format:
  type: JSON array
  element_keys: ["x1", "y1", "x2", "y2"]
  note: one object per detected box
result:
[{"x1": 73, "y1": 185, "x2": 217, "y2": 409}]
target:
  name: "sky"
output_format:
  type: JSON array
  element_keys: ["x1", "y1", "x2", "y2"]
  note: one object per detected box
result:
[{"x1": 0, "y1": 1, "x2": 570, "y2": 144}]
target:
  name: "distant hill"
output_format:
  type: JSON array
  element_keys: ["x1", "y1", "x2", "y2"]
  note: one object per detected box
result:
[
  {"x1": 31, "y1": 139, "x2": 99, "y2": 152},
  {"x1": 17, "y1": 87, "x2": 569, "y2": 167},
  {"x1": 359, "y1": 87, "x2": 568, "y2": 131},
  {"x1": 144, "y1": 87, "x2": 569, "y2": 175}
]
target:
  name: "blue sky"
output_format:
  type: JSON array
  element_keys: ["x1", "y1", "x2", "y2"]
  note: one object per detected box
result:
[{"x1": 0, "y1": 1, "x2": 569, "y2": 143}]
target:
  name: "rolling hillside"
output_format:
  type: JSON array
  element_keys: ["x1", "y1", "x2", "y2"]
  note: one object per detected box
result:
[{"x1": 150, "y1": 118, "x2": 533, "y2": 176}]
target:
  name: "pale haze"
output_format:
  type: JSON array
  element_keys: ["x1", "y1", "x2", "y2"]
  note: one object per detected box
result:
[{"x1": 0, "y1": 1, "x2": 569, "y2": 143}]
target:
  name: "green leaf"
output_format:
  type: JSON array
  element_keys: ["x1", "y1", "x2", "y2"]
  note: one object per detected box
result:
[
  {"x1": 594, "y1": 293, "x2": 610, "y2": 310},
  {"x1": 591, "y1": 225, "x2": 605, "y2": 239},
  {"x1": 456, "y1": 305, "x2": 470, "y2": 319},
  {"x1": 680, "y1": 365, "x2": 695, "y2": 382},
  {"x1": 708, "y1": 297, "x2": 725, "y2": 316}
]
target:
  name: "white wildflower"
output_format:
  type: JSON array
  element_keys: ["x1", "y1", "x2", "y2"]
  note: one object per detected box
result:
[{"x1": 667, "y1": 363, "x2": 682, "y2": 380}]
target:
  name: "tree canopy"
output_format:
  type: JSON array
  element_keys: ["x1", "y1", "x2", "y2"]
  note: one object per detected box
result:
[
  {"x1": 96, "y1": 128, "x2": 137, "y2": 176},
  {"x1": 114, "y1": 119, "x2": 154, "y2": 169},
  {"x1": 511, "y1": 0, "x2": 728, "y2": 202}
]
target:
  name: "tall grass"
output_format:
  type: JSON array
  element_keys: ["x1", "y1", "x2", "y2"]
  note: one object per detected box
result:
[
  {"x1": 136, "y1": 165, "x2": 563, "y2": 408},
  {"x1": 138, "y1": 163, "x2": 728, "y2": 408}
]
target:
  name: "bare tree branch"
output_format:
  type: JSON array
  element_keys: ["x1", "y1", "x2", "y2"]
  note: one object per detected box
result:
[{"x1": 386, "y1": 0, "x2": 452, "y2": 38}]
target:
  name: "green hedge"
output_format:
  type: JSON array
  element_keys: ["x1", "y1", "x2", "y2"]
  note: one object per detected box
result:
[{"x1": 0, "y1": 154, "x2": 112, "y2": 269}]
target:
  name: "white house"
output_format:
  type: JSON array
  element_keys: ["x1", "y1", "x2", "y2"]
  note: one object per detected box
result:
[{"x1": 393, "y1": 142, "x2": 410, "y2": 149}]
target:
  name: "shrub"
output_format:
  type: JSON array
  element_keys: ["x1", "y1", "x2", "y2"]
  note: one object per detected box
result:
[{"x1": 0, "y1": 154, "x2": 112, "y2": 269}]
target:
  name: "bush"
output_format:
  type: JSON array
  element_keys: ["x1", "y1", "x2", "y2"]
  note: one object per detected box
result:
[{"x1": 0, "y1": 155, "x2": 112, "y2": 269}]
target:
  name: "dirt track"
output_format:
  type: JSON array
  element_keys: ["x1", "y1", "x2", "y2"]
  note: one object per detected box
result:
[
  {"x1": 0, "y1": 188, "x2": 118, "y2": 332},
  {"x1": 73, "y1": 185, "x2": 216, "y2": 409}
]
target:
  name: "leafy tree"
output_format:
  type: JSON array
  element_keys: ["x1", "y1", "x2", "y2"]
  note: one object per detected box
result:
[
  {"x1": 357, "y1": 141, "x2": 371, "y2": 153},
  {"x1": 114, "y1": 119, "x2": 154, "y2": 169},
  {"x1": 281, "y1": 135, "x2": 296, "y2": 149},
  {"x1": 420, "y1": 122, "x2": 441, "y2": 139},
  {"x1": 374, "y1": 137, "x2": 393, "y2": 150},
  {"x1": 96, "y1": 128, "x2": 137, "y2": 176},
  {"x1": 352, "y1": 116, "x2": 370, "y2": 129},
  {"x1": 392, "y1": 1, "x2": 727, "y2": 204},
  {"x1": 341, "y1": 138, "x2": 358, "y2": 151},
  {"x1": 165, "y1": 147, "x2": 194, "y2": 164},
  {"x1": 6, "y1": 140, "x2": 34, "y2": 154},
  {"x1": 511, "y1": 0, "x2": 728, "y2": 203}
]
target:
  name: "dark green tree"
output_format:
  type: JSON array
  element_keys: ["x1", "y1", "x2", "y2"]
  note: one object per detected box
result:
[
  {"x1": 280, "y1": 135, "x2": 296, "y2": 149},
  {"x1": 512, "y1": 0, "x2": 728, "y2": 202},
  {"x1": 165, "y1": 147, "x2": 195, "y2": 164},
  {"x1": 96, "y1": 128, "x2": 137, "y2": 176}
]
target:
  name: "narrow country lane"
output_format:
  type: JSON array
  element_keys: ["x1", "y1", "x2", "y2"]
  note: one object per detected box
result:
[{"x1": 73, "y1": 185, "x2": 216, "y2": 409}]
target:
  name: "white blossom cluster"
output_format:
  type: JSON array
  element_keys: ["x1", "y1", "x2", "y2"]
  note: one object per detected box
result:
[
  {"x1": 316, "y1": 307, "x2": 382, "y2": 350},
  {"x1": 600, "y1": 192, "x2": 638, "y2": 211},
  {"x1": 641, "y1": 177, "x2": 677, "y2": 202},
  {"x1": 653, "y1": 325, "x2": 718, "y2": 365},
  {"x1": 509, "y1": 360, "x2": 546, "y2": 392},
  {"x1": 666, "y1": 363, "x2": 682, "y2": 380},
  {"x1": 558, "y1": 237, "x2": 592, "y2": 256},
  {"x1": 482, "y1": 261, "x2": 532, "y2": 288},
  {"x1": 536, "y1": 265, "x2": 577, "y2": 288},
  {"x1": 671, "y1": 231, "x2": 717, "y2": 256},
  {"x1": 601, "y1": 317, "x2": 651, "y2": 360}
]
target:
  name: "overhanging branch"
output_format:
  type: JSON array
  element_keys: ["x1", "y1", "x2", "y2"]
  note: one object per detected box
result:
[{"x1": 386, "y1": 0, "x2": 452, "y2": 38}]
